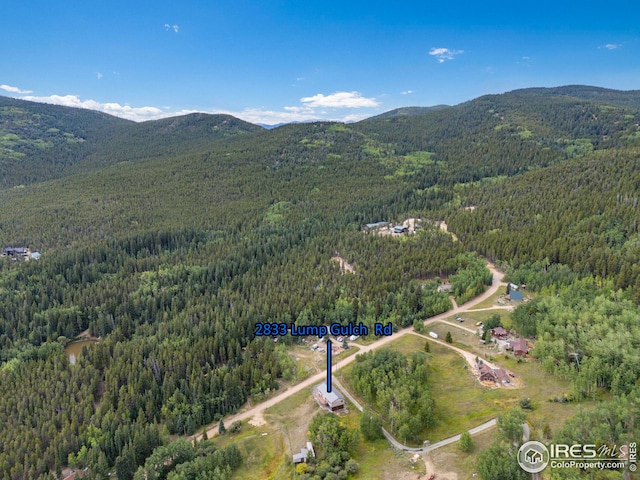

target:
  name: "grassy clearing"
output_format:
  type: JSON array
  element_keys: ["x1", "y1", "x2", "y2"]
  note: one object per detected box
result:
[
  {"x1": 223, "y1": 321, "x2": 592, "y2": 478},
  {"x1": 340, "y1": 407, "x2": 428, "y2": 479},
  {"x1": 344, "y1": 333, "x2": 589, "y2": 445},
  {"x1": 428, "y1": 322, "x2": 483, "y2": 353},
  {"x1": 265, "y1": 387, "x2": 315, "y2": 418},
  {"x1": 211, "y1": 422, "x2": 293, "y2": 480},
  {"x1": 284, "y1": 343, "x2": 360, "y2": 387},
  {"x1": 427, "y1": 427, "x2": 498, "y2": 478},
  {"x1": 429, "y1": 321, "x2": 505, "y2": 360},
  {"x1": 342, "y1": 335, "x2": 509, "y2": 443},
  {"x1": 446, "y1": 308, "x2": 511, "y2": 326},
  {"x1": 467, "y1": 289, "x2": 508, "y2": 309},
  {"x1": 243, "y1": 381, "x2": 427, "y2": 479}
]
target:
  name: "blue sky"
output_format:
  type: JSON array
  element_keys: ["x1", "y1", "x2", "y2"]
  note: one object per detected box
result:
[{"x1": 1, "y1": 0, "x2": 638, "y2": 124}]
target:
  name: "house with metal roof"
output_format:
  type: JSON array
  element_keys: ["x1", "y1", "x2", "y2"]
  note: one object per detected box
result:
[
  {"x1": 315, "y1": 382, "x2": 345, "y2": 411},
  {"x1": 364, "y1": 221, "x2": 389, "y2": 230}
]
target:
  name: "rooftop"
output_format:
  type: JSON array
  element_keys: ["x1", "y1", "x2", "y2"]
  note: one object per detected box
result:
[{"x1": 317, "y1": 382, "x2": 344, "y2": 404}]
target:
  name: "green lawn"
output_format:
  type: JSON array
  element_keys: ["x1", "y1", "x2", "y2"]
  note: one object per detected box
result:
[
  {"x1": 342, "y1": 333, "x2": 589, "y2": 445},
  {"x1": 428, "y1": 321, "x2": 504, "y2": 360},
  {"x1": 427, "y1": 427, "x2": 498, "y2": 479},
  {"x1": 340, "y1": 407, "x2": 427, "y2": 479},
  {"x1": 468, "y1": 289, "x2": 509, "y2": 309},
  {"x1": 211, "y1": 422, "x2": 293, "y2": 480},
  {"x1": 441, "y1": 308, "x2": 511, "y2": 329}
]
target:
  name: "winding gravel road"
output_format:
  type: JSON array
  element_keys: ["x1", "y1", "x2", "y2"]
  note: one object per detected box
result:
[{"x1": 195, "y1": 264, "x2": 506, "y2": 443}]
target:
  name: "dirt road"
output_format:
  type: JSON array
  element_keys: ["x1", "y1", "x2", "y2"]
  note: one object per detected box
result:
[{"x1": 195, "y1": 264, "x2": 506, "y2": 442}]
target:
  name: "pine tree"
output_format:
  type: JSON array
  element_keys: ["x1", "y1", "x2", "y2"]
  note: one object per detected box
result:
[{"x1": 459, "y1": 431, "x2": 474, "y2": 452}]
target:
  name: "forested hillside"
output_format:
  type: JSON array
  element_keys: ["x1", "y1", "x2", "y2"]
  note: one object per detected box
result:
[
  {"x1": 447, "y1": 148, "x2": 640, "y2": 298},
  {"x1": 1, "y1": 86, "x2": 639, "y2": 479},
  {"x1": 0, "y1": 96, "x2": 261, "y2": 187},
  {"x1": 0, "y1": 96, "x2": 131, "y2": 185},
  {"x1": 368, "y1": 105, "x2": 450, "y2": 120}
]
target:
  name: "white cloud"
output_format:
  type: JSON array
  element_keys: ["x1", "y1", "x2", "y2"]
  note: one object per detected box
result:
[
  {"x1": 228, "y1": 107, "x2": 320, "y2": 125},
  {"x1": 401, "y1": 90, "x2": 413, "y2": 95},
  {"x1": 603, "y1": 43, "x2": 620, "y2": 50},
  {"x1": 21, "y1": 94, "x2": 169, "y2": 122},
  {"x1": 165, "y1": 23, "x2": 179, "y2": 33},
  {"x1": 226, "y1": 108, "x2": 370, "y2": 125},
  {"x1": 96, "y1": 72, "x2": 103, "y2": 80},
  {"x1": 16, "y1": 89, "x2": 379, "y2": 125},
  {"x1": 300, "y1": 91, "x2": 379, "y2": 108},
  {"x1": 429, "y1": 47, "x2": 463, "y2": 63},
  {"x1": 0, "y1": 84, "x2": 33, "y2": 94}
]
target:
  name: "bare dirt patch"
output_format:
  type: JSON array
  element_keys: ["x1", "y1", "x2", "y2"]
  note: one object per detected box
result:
[
  {"x1": 265, "y1": 390, "x2": 321, "y2": 458},
  {"x1": 424, "y1": 452, "x2": 459, "y2": 480},
  {"x1": 331, "y1": 255, "x2": 355, "y2": 274},
  {"x1": 248, "y1": 412, "x2": 267, "y2": 427},
  {"x1": 434, "y1": 221, "x2": 458, "y2": 241}
]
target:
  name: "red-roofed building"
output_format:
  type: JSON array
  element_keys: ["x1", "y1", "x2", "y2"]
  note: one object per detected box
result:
[
  {"x1": 477, "y1": 363, "x2": 496, "y2": 382},
  {"x1": 509, "y1": 338, "x2": 529, "y2": 356},
  {"x1": 490, "y1": 327, "x2": 509, "y2": 339}
]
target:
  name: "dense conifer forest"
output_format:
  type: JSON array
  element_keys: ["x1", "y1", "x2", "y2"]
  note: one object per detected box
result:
[{"x1": 1, "y1": 86, "x2": 639, "y2": 479}]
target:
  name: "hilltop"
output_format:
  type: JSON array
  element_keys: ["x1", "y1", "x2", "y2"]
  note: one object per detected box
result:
[
  {"x1": 0, "y1": 96, "x2": 262, "y2": 186},
  {"x1": 367, "y1": 105, "x2": 451, "y2": 120}
]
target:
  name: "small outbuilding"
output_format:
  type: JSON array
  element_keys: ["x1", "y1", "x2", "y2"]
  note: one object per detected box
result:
[
  {"x1": 293, "y1": 442, "x2": 316, "y2": 464},
  {"x1": 509, "y1": 290, "x2": 524, "y2": 302}
]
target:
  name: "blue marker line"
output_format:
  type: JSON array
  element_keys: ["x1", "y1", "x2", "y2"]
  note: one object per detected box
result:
[{"x1": 327, "y1": 340, "x2": 332, "y2": 392}]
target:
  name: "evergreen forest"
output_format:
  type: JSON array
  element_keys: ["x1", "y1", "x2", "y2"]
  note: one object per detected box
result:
[{"x1": 1, "y1": 85, "x2": 639, "y2": 479}]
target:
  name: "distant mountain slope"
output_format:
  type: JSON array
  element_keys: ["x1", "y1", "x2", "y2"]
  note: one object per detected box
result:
[
  {"x1": 82, "y1": 112, "x2": 264, "y2": 169},
  {"x1": 0, "y1": 96, "x2": 131, "y2": 186},
  {"x1": 0, "y1": 97, "x2": 263, "y2": 187},
  {"x1": 354, "y1": 88, "x2": 640, "y2": 185},
  {"x1": 513, "y1": 85, "x2": 640, "y2": 110},
  {"x1": 0, "y1": 119, "x2": 403, "y2": 248},
  {"x1": 367, "y1": 105, "x2": 450, "y2": 120}
]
